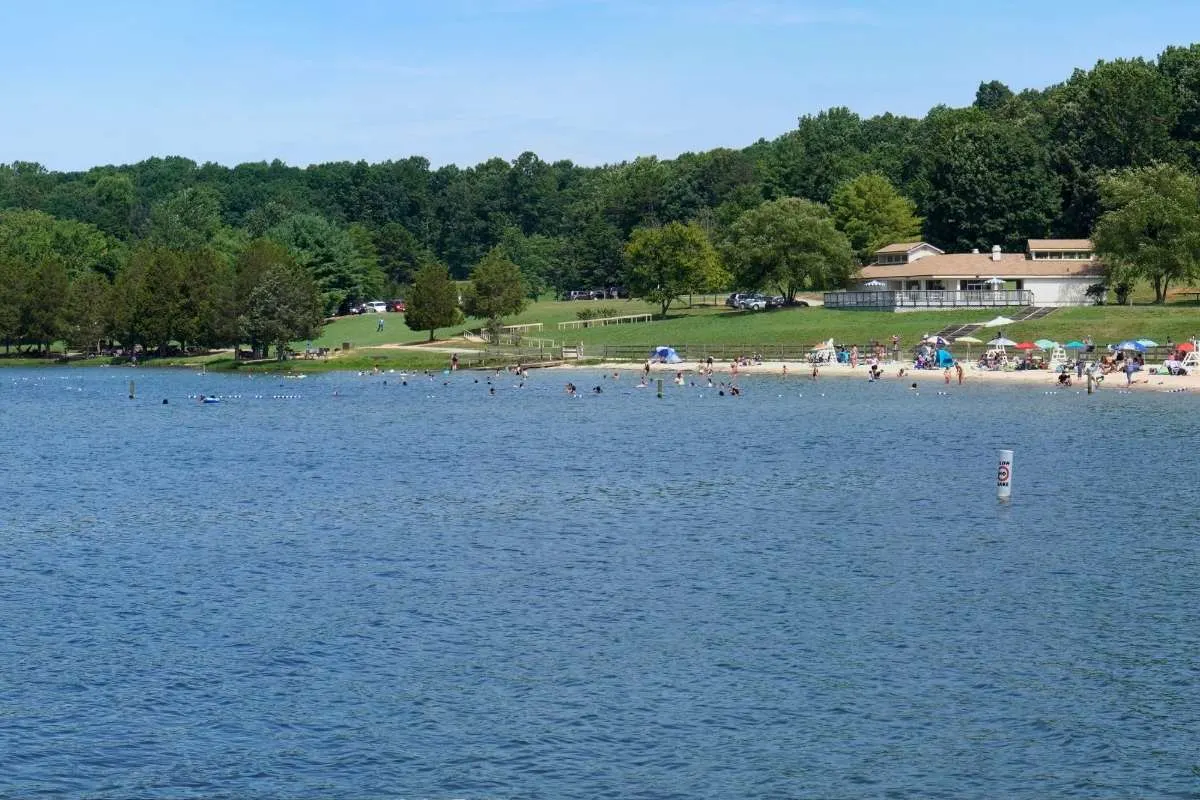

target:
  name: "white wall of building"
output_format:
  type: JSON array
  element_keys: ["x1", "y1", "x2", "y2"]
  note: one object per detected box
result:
[{"x1": 1023, "y1": 277, "x2": 1095, "y2": 306}]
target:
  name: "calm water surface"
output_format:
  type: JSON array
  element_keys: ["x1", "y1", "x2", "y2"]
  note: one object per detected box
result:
[{"x1": 1, "y1": 367, "x2": 1197, "y2": 799}]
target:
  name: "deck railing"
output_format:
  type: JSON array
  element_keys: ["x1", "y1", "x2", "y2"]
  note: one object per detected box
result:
[{"x1": 824, "y1": 289, "x2": 1035, "y2": 309}]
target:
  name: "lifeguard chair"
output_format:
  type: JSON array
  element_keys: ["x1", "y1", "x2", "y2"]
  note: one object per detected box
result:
[
  {"x1": 979, "y1": 348, "x2": 1011, "y2": 370},
  {"x1": 1048, "y1": 345, "x2": 1069, "y2": 372}
]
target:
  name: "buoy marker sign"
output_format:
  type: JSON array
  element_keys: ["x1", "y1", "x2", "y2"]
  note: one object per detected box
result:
[{"x1": 997, "y1": 449, "x2": 1013, "y2": 502}]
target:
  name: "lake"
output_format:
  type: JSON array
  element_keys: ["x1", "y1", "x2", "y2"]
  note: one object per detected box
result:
[{"x1": 1, "y1": 367, "x2": 1197, "y2": 799}]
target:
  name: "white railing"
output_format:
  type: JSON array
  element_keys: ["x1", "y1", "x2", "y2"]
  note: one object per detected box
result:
[
  {"x1": 824, "y1": 289, "x2": 1035, "y2": 309},
  {"x1": 558, "y1": 313, "x2": 653, "y2": 330},
  {"x1": 501, "y1": 323, "x2": 543, "y2": 334}
]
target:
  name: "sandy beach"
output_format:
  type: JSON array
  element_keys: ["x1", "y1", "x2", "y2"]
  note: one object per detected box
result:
[{"x1": 558, "y1": 359, "x2": 1200, "y2": 393}]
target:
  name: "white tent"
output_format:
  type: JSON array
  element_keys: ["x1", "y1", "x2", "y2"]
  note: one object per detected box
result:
[{"x1": 982, "y1": 316, "x2": 1015, "y2": 328}]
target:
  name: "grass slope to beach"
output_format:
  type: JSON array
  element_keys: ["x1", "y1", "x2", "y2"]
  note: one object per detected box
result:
[
  {"x1": 4, "y1": 296, "x2": 1196, "y2": 373},
  {"x1": 313, "y1": 300, "x2": 1200, "y2": 353}
]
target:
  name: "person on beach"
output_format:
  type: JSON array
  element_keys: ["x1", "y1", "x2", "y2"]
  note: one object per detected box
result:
[
  {"x1": 451, "y1": 353, "x2": 459, "y2": 371},
  {"x1": 1124, "y1": 359, "x2": 1137, "y2": 386},
  {"x1": 955, "y1": 361, "x2": 964, "y2": 385},
  {"x1": 850, "y1": 345, "x2": 858, "y2": 369},
  {"x1": 811, "y1": 364, "x2": 819, "y2": 379},
  {"x1": 944, "y1": 368, "x2": 951, "y2": 384},
  {"x1": 782, "y1": 364, "x2": 788, "y2": 377}
]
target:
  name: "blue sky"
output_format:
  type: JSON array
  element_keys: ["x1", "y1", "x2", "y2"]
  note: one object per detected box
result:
[{"x1": 3, "y1": 0, "x2": 1199, "y2": 170}]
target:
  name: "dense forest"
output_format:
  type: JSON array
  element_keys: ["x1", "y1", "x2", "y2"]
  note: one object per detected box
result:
[{"x1": 3, "y1": 44, "x2": 1200, "y2": 355}]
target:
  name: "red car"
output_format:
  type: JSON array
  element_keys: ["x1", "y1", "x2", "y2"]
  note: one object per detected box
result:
[{"x1": 389, "y1": 300, "x2": 406, "y2": 312}]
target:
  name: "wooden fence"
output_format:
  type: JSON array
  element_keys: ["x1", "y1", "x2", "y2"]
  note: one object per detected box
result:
[{"x1": 558, "y1": 313, "x2": 653, "y2": 330}]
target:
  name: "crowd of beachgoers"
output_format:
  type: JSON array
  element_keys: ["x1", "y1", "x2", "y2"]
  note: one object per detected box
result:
[{"x1": 560, "y1": 337, "x2": 1200, "y2": 394}]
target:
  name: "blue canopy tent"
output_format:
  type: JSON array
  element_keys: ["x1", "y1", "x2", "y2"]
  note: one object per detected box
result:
[
  {"x1": 650, "y1": 346, "x2": 683, "y2": 364},
  {"x1": 936, "y1": 348, "x2": 954, "y2": 367}
]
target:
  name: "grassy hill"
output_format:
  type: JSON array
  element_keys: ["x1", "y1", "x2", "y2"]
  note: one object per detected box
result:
[{"x1": 313, "y1": 298, "x2": 1200, "y2": 356}]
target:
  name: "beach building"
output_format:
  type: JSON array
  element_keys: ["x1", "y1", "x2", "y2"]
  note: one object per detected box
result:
[{"x1": 825, "y1": 239, "x2": 1105, "y2": 310}]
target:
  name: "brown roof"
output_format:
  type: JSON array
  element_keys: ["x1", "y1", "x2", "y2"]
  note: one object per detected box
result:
[
  {"x1": 874, "y1": 241, "x2": 940, "y2": 254},
  {"x1": 1027, "y1": 239, "x2": 1093, "y2": 251},
  {"x1": 861, "y1": 252, "x2": 1104, "y2": 279}
]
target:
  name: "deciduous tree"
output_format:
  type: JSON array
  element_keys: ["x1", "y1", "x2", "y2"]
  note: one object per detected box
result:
[
  {"x1": 1092, "y1": 163, "x2": 1200, "y2": 304},
  {"x1": 830, "y1": 173, "x2": 922, "y2": 264},
  {"x1": 462, "y1": 248, "x2": 527, "y2": 336},
  {"x1": 724, "y1": 198, "x2": 853, "y2": 301},
  {"x1": 240, "y1": 262, "x2": 324, "y2": 359},
  {"x1": 625, "y1": 221, "x2": 725, "y2": 317}
]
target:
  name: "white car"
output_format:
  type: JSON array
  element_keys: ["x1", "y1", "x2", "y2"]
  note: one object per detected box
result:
[{"x1": 364, "y1": 301, "x2": 388, "y2": 313}]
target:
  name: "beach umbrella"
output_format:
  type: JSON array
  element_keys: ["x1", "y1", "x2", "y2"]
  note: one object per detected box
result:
[
  {"x1": 1136, "y1": 339, "x2": 1157, "y2": 348},
  {"x1": 1178, "y1": 342, "x2": 1196, "y2": 352},
  {"x1": 955, "y1": 335, "x2": 981, "y2": 357},
  {"x1": 988, "y1": 337, "x2": 1017, "y2": 347},
  {"x1": 1034, "y1": 338, "x2": 1057, "y2": 350},
  {"x1": 985, "y1": 277, "x2": 1006, "y2": 286},
  {"x1": 983, "y1": 316, "x2": 1015, "y2": 328},
  {"x1": 1065, "y1": 340, "x2": 1085, "y2": 349},
  {"x1": 924, "y1": 335, "x2": 949, "y2": 346},
  {"x1": 1115, "y1": 340, "x2": 1146, "y2": 352},
  {"x1": 864, "y1": 279, "x2": 886, "y2": 287},
  {"x1": 1015, "y1": 341, "x2": 1036, "y2": 350}
]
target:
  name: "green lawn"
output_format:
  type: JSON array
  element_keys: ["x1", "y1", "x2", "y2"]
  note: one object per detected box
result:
[
  {"x1": 308, "y1": 298, "x2": 1200, "y2": 359},
  {"x1": 306, "y1": 297, "x2": 663, "y2": 349}
]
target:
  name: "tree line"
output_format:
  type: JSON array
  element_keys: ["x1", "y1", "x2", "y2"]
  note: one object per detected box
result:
[{"x1": 3, "y1": 43, "x2": 1200, "y2": 354}]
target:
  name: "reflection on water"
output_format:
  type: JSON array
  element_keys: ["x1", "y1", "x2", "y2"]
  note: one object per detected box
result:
[{"x1": 1, "y1": 367, "x2": 1197, "y2": 798}]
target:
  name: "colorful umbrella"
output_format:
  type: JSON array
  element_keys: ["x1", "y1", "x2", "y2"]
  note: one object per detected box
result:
[
  {"x1": 988, "y1": 337, "x2": 1017, "y2": 347},
  {"x1": 1065, "y1": 340, "x2": 1086, "y2": 349},
  {"x1": 1178, "y1": 342, "x2": 1196, "y2": 352},
  {"x1": 1015, "y1": 341, "x2": 1036, "y2": 350},
  {"x1": 1034, "y1": 339, "x2": 1057, "y2": 350},
  {"x1": 1114, "y1": 340, "x2": 1146, "y2": 352},
  {"x1": 1136, "y1": 339, "x2": 1158, "y2": 347}
]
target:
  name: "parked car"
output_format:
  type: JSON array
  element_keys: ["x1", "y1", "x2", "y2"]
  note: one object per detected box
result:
[
  {"x1": 726, "y1": 292, "x2": 753, "y2": 308},
  {"x1": 388, "y1": 300, "x2": 407, "y2": 312},
  {"x1": 566, "y1": 290, "x2": 606, "y2": 300},
  {"x1": 739, "y1": 295, "x2": 767, "y2": 311},
  {"x1": 364, "y1": 301, "x2": 388, "y2": 313}
]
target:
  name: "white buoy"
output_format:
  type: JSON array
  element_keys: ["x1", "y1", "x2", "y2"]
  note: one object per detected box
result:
[{"x1": 997, "y1": 449, "x2": 1013, "y2": 502}]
